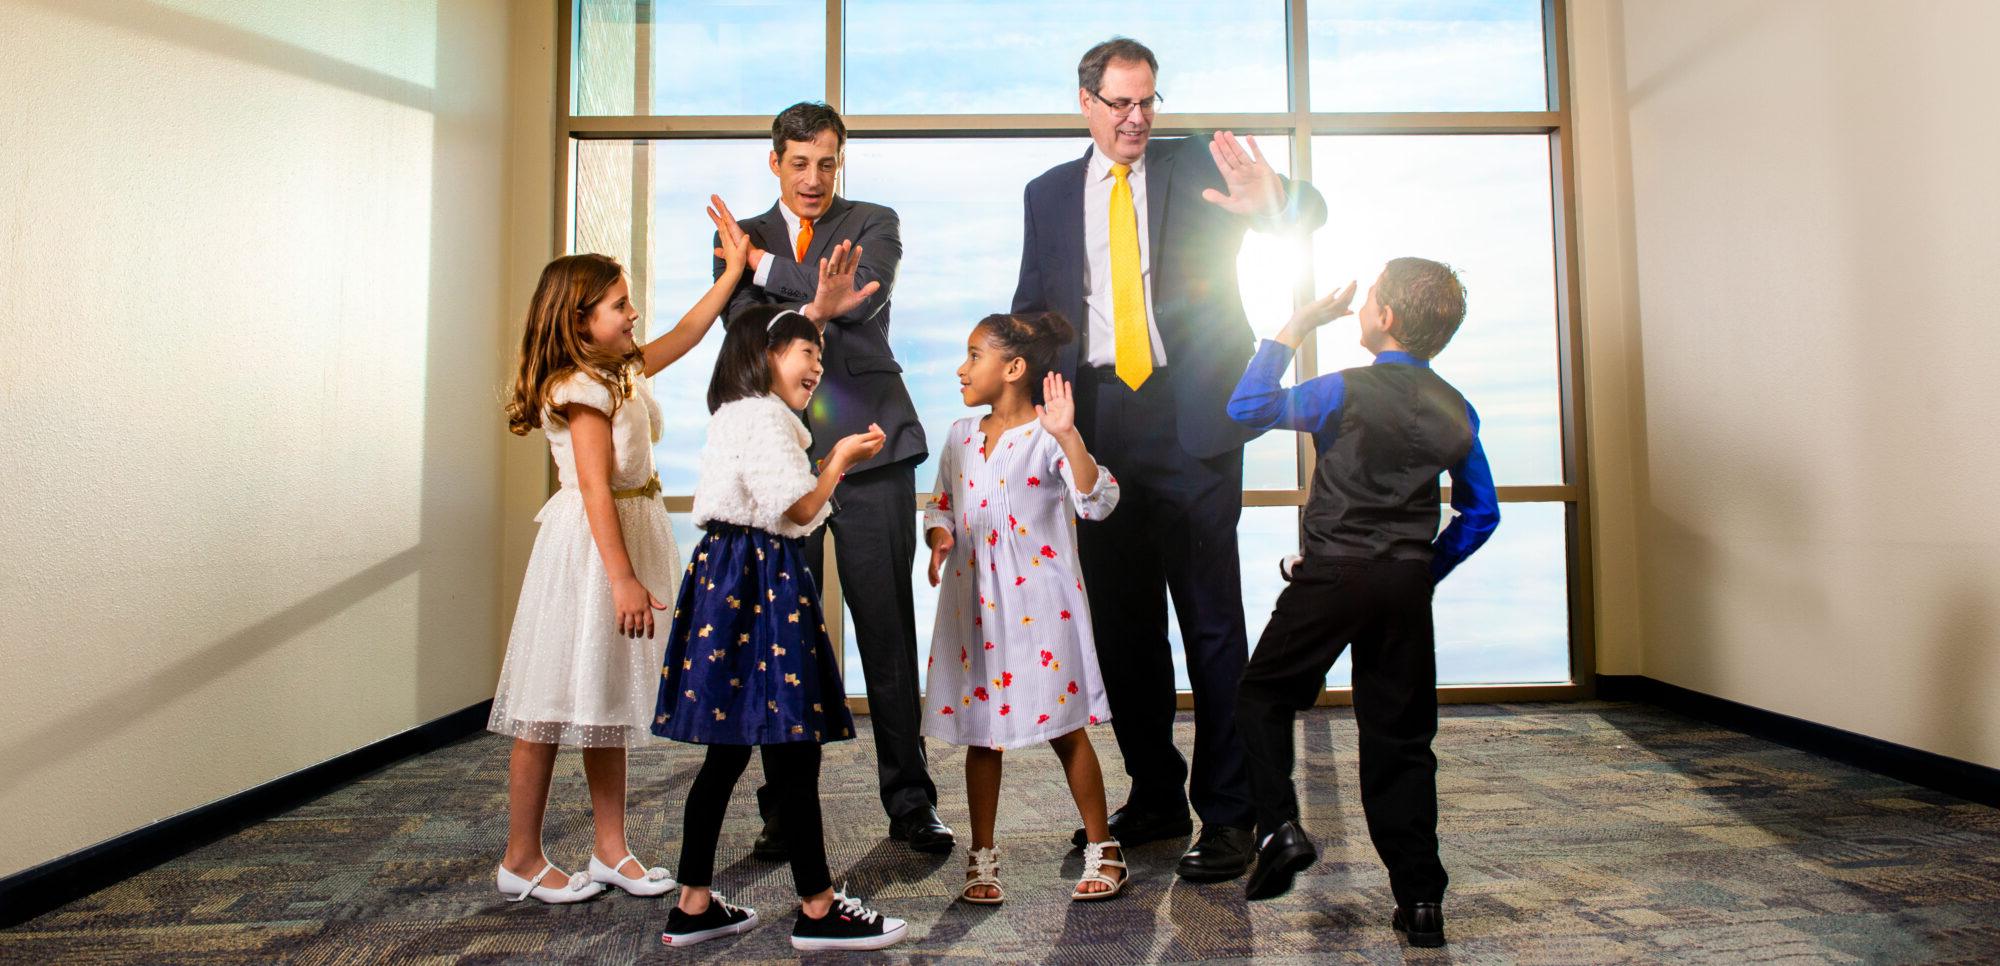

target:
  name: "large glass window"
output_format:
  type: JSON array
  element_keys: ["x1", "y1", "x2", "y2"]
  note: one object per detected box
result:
[{"x1": 563, "y1": 1, "x2": 1587, "y2": 701}]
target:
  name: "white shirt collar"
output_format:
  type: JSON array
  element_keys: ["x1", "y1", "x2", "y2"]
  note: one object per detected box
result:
[
  {"x1": 1088, "y1": 148, "x2": 1147, "y2": 183},
  {"x1": 775, "y1": 199, "x2": 805, "y2": 237}
]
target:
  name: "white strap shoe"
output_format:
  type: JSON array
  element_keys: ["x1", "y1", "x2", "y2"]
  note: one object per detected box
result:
[
  {"x1": 1072, "y1": 839, "x2": 1128, "y2": 901},
  {"x1": 590, "y1": 853, "x2": 677, "y2": 896},
  {"x1": 959, "y1": 846, "x2": 1004, "y2": 905},
  {"x1": 496, "y1": 863, "x2": 605, "y2": 904}
]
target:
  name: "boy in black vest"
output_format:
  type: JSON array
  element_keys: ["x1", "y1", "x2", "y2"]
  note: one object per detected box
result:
[{"x1": 1224, "y1": 257, "x2": 1498, "y2": 948}]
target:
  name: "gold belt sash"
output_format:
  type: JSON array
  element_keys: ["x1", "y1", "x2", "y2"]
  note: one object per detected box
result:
[{"x1": 612, "y1": 474, "x2": 661, "y2": 500}]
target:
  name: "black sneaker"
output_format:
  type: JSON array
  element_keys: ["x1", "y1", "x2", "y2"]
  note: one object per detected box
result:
[
  {"x1": 790, "y1": 888, "x2": 908, "y2": 952},
  {"x1": 659, "y1": 893, "x2": 758, "y2": 947}
]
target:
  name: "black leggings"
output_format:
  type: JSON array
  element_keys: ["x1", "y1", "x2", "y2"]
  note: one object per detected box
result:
[{"x1": 678, "y1": 742, "x2": 830, "y2": 897}]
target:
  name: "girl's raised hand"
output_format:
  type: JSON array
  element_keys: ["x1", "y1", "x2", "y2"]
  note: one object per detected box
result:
[
  {"x1": 611, "y1": 575, "x2": 667, "y2": 639},
  {"x1": 926, "y1": 527, "x2": 955, "y2": 587},
  {"x1": 1036, "y1": 372, "x2": 1077, "y2": 436},
  {"x1": 708, "y1": 195, "x2": 752, "y2": 274},
  {"x1": 833, "y1": 422, "x2": 887, "y2": 469}
]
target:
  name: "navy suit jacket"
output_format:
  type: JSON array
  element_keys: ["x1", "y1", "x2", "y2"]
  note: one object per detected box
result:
[
  {"x1": 714, "y1": 196, "x2": 926, "y2": 474},
  {"x1": 1012, "y1": 136, "x2": 1327, "y2": 459}
]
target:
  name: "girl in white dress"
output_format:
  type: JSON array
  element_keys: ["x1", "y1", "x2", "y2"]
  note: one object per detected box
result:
[
  {"x1": 488, "y1": 199, "x2": 750, "y2": 904},
  {"x1": 921, "y1": 312, "x2": 1127, "y2": 903}
]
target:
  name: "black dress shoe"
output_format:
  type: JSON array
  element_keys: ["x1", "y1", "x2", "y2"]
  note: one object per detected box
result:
[
  {"x1": 750, "y1": 819, "x2": 787, "y2": 861},
  {"x1": 1071, "y1": 805, "x2": 1194, "y2": 848},
  {"x1": 887, "y1": 806, "x2": 955, "y2": 854},
  {"x1": 1244, "y1": 821, "x2": 1318, "y2": 900},
  {"x1": 1392, "y1": 902, "x2": 1446, "y2": 948},
  {"x1": 1175, "y1": 825, "x2": 1254, "y2": 882}
]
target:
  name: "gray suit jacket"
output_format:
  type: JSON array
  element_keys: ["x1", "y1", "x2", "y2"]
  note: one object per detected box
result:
[{"x1": 713, "y1": 196, "x2": 926, "y2": 474}]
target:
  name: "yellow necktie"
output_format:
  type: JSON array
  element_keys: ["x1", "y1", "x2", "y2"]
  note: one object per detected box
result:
[
  {"x1": 1109, "y1": 163, "x2": 1151, "y2": 390},
  {"x1": 795, "y1": 217, "x2": 814, "y2": 262}
]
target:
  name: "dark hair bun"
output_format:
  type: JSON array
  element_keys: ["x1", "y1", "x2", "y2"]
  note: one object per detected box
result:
[{"x1": 975, "y1": 311, "x2": 1075, "y2": 401}]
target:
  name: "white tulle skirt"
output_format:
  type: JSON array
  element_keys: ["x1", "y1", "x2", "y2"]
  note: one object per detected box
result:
[{"x1": 488, "y1": 489, "x2": 683, "y2": 748}]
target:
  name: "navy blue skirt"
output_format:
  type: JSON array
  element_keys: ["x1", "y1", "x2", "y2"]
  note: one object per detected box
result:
[{"x1": 653, "y1": 523, "x2": 855, "y2": 745}]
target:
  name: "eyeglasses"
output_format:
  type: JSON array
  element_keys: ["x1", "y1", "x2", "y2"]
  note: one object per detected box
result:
[{"x1": 1087, "y1": 88, "x2": 1163, "y2": 118}]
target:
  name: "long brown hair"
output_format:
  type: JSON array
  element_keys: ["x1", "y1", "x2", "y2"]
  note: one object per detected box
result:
[{"x1": 505, "y1": 253, "x2": 638, "y2": 436}]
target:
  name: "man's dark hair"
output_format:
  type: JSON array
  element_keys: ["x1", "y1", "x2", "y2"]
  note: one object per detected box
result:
[
  {"x1": 1077, "y1": 37, "x2": 1158, "y2": 93},
  {"x1": 771, "y1": 101, "x2": 846, "y2": 157},
  {"x1": 1380, "y1": 257, "x2": 1468, "y2": 359}
]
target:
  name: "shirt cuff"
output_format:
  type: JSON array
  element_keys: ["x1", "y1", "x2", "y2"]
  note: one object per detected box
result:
[{"x1": 752, "y1": 255, "x2": 774, "y2": 289}]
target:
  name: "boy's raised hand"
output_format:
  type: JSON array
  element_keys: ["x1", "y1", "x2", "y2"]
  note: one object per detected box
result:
[
  {"x1": 926, "y1": 527, "x2": 954, "y2": 586},
  {"x1": 802, "y1": 239, "x2": 881, "y2": 325},
  {"x1": 1279, "y1": 280, "x2": 1357, "y2": 347},
  {"x1": 1036, "y1": 372, "x2": 1077, "y2": 436}
]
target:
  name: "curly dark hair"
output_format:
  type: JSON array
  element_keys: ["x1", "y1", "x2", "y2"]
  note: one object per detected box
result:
[{"x1": 974, "y1": 311, "x2": 1076, "y2": 403}]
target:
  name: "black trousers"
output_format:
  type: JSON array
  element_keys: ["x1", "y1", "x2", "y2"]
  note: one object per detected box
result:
[
  {"x1": 764, "y1": 457, "x2": 936, "y2": 820},
  {"x1": 681, "y1": 742, "x2": 831, "y2": 897},
  {"x1": 1075, "y1": 367, "x2": 1254, "y2": 829},
  {"x1": 1235, "y1": 556, "x2": 1447, "y2": 907}
]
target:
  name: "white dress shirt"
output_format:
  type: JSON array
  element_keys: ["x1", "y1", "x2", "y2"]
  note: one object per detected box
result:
[
  {"x1": 752, "y1": 200, "x2": 810, "y2": 289},
  {"x1": 1083, "y1": 150, "x2": 1166, "y2": 368}
]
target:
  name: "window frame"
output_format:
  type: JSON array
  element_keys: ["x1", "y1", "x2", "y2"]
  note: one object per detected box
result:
[{"x1": 553, "y1": 0, "x2": 1595, "y2": 711}]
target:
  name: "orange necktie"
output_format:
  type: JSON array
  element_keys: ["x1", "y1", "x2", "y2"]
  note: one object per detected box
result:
[{"x1": 795, "y1": 218, "x2": 814, "y2": 262}]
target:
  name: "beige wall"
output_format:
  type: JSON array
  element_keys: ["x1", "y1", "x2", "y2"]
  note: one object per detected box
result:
[
  {"x1": 0, "y1": 0, "x2": 528, "y2": 877},
  {"x1": 1571, "y1": 0, "x2": 2000, "y2": 767}
]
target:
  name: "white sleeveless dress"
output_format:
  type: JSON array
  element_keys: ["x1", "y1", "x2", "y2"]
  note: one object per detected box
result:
[{"x1": 488, "y1": 369, "x2": 683, "y2": 747}]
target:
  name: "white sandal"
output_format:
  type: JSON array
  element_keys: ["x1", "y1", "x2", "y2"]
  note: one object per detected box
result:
[
  {"x1": 1072, "y1": 839, "x2": 1127, "y2": 901},
  {"x1": 590, "y1": 853, "x2": 677, "y2": 897},
  {"x1": 497, "y1": 863, "x2": 605, "y2": 904},
  {"x1": 959, "y1": 846, "x2": 1004, "y2": 905}
]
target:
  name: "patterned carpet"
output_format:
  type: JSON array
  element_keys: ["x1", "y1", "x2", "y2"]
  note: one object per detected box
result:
[{"x1": 6, "y1": 702, "x2": 2000, "y2": 964}]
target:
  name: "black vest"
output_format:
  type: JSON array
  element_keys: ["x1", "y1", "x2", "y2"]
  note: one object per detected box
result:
[{"x1": 1303, "y1": 364, "x2": 1474, "y2": 562}]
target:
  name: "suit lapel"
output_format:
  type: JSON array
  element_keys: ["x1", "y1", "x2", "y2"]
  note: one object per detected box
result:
[
  {"x1": 1144, "y1": 138, "x2": 1174, "y2": 269},
  {"x1": 752, "y1": 202, "x2": 792, "y2": 261},
  {"x1": 1058, "y1": 148, "x2": 1090, "y2": 359}
]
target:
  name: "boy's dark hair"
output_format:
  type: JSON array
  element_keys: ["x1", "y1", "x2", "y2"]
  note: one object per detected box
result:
[
  {"x1": 1380, "y1": 257, "x2": 1468, "y2": 359},
  {"x1": 772, "y1": 101, "x2": 846, "y2": 157},
  {"x1": 975, "y1": 311, "x2": 1076, "y2": 403},
  {"x1": 1077, "y1": 37, "x2": 1157, "y2": 93},
  {"x1": 708, "y1": 304, "x2": 824, "y2": 413}
]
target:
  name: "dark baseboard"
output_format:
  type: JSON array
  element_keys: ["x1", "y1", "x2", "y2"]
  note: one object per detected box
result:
[
  {"x1": 0, "y1": 700, "x2": 493, "y2": 930},
  {"x1": 1597, "y1": 675, "x2": 2000, "y2": 808}
]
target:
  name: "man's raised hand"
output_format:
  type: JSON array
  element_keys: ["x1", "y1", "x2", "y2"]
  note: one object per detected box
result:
[
  {"x1": 1200, "y1": 131, "x2": 1285, "y2": 219},
  {"x1": 802, "y1": 239, "x2": 881, "y2": 325}
]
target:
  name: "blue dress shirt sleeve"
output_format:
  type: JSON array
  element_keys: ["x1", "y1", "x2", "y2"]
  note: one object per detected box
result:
[
  {"x1": 1227, "y1": 339, "x2": 1347, "y2": 434},
  {"x1": 1431, "y1": 400, "x2": 1500, "y2": 582}
]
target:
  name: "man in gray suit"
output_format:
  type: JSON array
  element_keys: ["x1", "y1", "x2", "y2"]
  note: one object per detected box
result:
[{"x1": 710, "y1": 101, "x2": 952, "y2": 855}]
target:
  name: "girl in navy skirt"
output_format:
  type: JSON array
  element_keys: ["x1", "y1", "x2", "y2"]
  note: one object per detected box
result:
[{"x1": 653, "y1": 248, "x2": 909, "y2": 952}]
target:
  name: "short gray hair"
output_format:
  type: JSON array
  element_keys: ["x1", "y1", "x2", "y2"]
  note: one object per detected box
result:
[{"x1": 1077, "y1": 37, "x2": 1157, "y2": 93}]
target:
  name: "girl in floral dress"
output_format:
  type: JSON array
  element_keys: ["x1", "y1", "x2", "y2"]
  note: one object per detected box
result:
[{"x1": 921, "y1": 311, "x2": 1127, "y2": 903}]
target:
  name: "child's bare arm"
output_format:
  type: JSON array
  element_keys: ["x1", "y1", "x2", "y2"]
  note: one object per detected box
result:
[
  {"x1": 640, "y1": 196, "x2": 750, "y2": 378},
  {"x1": 568, "y1": 405, "x2": 665, "y2": 637}
]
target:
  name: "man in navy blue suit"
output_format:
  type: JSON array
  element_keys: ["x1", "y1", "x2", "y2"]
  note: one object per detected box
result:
[{"x1": 1012, "y1": 36, "x2": 1327, "y2": 882}]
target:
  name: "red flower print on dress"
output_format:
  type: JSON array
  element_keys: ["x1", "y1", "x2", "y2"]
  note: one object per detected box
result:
[
  {"x1": 940, "y1": 706, "x2": 955, "y2": 715},
  {"x1": 1008, "y1": 515, "x2": 1017, "y2": 530},
  {"x1": 937, "y1": 493, "x2": 951, "y2": 511},
  {"x1": 1040, "y1": 650, "x2": 1054, "y2": 667},
  {"x1": 1027, "y1": 476, "x2": 1041, "y2": 487},
  {"x1": 1037, "y1": 714, "x2": 1051, "y2": 724},
  {"x1": 1056, "y1": 458, "x2": 1066, "y2": 471},
  {"x1": 1060, "y1": 610, "x2": 1072, "y2": 620},
  {"x1": 1014, "y1": 576, "x2": 1026, "y2": 586},
  {"x1": 984, "y1": 640, "x2": 996, "y2": 650},
  {"x1": 1067, "y1": 680, "x2": 1079, "y2": 695},
  {"x1": 960, "y1": 645, "x2": 968, "y2": 663},
  {"x1": 974, "y1": 687, "x2": 990, "y2": 701},
  {"x1": 979, "y1": 499, "x2": 988, "y2": 508},
  {"x1": 999, "y1": 704, "x2": 1011, "y2": 715},
  {"x1": 1001, "y1": 671, "x2": 1014, "y2": 686},
  {"x1": 1039, "y1": 545, "x2": 1056, "y2": 559},
  {"x1": 986, "y1": 529, "x2": 998, "y2": 546},
  {"x1": 1089, "y1": 714, "x2": 1100, "y2": 725}
]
